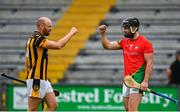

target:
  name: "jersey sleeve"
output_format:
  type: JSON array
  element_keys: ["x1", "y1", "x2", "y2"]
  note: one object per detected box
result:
[
  {"x1": 144, "y1": 40, "x2": 153, "y2": 53},
  {"x1": 118, "y1": 38, "x2": 124, "y2": 49},
  {"x1": 35, "y1": 36, "x2": 48, "y2": 48}
]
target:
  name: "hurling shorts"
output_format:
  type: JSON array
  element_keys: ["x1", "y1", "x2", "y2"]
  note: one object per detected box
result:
[
  {"x1": 26, "y1": 79, "x2": 53, "y2": 99},
  {"x1": 122, "y1": 83, "x2": 143, "y2": 97}
]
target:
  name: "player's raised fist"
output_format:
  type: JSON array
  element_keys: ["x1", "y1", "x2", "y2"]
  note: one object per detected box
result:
[
  {"x1": 71, "y1": 27, "x2": 78, "y2": 34},
  {"x1": 98, "y1": 25, "x2": 107, "y2": 33}
]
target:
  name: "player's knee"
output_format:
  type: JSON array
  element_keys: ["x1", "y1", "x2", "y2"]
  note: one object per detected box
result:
[
  {"x1": 54, "y1": 101, "x2": 58, "y2": 109},
  {"x1": 128, "y1": 103, "x2": 138, "y2": 111},
  {"x1": 48, "y1": 101, "x2": 58, "y2": 110}
]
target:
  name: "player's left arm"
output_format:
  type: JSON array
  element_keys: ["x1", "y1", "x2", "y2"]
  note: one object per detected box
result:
[
  {"x1": 140, "y1": 39, "x2": 154, "y2": 91},
  {"x1": 141, "y1": 53, "x2": 153, "y2": 91},
  {"x1": 144, "y1": 53, "x2": 154, "y2": 82}
]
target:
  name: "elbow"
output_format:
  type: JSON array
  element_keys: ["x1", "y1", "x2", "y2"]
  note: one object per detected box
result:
[
  {"x1": 102, "y1": 44, "x2": 111, "y2": 50},
  {"x1": 54, "y1": 44, "x2": 62, "y2": 49},
  {"x1": 102, "y1": 45, "x2": 108, "y2": 49},
  {"x1": 57, "y1": 45, "x2": 63, "y2": 49},
  {"x1": 150, "y1": 65, "x2": 153, "y2": 72},
  {"x1": 56, "y1": 42, "x2": 67, "y2": 49},
  {"x1": 56, "y1": 43, "x2": 66, "y2": 49},
  {"x1": 147, "y1": 63, "x2": 153, "y2": 71}
]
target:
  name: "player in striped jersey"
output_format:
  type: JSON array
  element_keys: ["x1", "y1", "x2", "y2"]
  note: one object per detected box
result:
[{"x1": 25, "y1": 17, "x2": 77, "y2": 111}]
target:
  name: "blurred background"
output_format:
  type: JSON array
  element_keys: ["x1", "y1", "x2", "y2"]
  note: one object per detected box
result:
[{"x1": 0, "y1": 0, "x2": 180, "y2": 111}]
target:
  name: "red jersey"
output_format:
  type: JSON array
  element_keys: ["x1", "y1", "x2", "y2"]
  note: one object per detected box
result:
[{"x1": 119, "y1": 35, "x2": 153, "y2": 82}]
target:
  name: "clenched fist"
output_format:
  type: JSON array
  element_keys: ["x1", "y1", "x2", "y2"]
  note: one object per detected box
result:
[
  {"x1": 70, "y1": 27, "x2": 78, "y2": 34},
  {"x1": 98, "y1": 25, "x2": 107, "y2": 34}
]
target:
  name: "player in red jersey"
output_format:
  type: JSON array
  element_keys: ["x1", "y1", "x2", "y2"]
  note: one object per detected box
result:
[{"x1": 98, "y1": 17, "x2": 153, "y2": 111}]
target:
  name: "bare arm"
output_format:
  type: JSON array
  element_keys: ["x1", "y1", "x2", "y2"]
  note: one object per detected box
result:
[
  {"x1": 98, "y1": 25, "x2": 121, "y2": 50},
  {"x1": 45, "y1": 27, "x2": 77, "y2": 49},
  {"x1": 141, "y1": 53, "x2": 153, "y2": 91}
]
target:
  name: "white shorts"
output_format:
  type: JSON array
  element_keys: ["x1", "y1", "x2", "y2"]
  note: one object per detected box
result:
[
  {"x1": 122, "y1": 83, "x2": 143, "y2": 97},
  {"x1": 26, "y1": 79, "x2": 53, "y2": 99}
]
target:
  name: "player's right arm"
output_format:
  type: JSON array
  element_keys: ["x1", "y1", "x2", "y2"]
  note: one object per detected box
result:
[
  {"x1": 40, "y1": 27, "x2": 78, "y2": 49},
  {"x1": 98, "y1": 25, "x2": 121, "y2": 50}
]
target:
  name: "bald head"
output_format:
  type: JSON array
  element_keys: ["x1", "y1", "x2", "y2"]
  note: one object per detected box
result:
[{"x1": 36, "y1": 17, "x2": 52, "y2": 36}]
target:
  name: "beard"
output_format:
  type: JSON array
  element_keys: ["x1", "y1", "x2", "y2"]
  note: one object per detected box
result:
[
  {"x1": 44, "y1": 32, "x2": 50, "y2": 36},
  {"x1": 43, "y1": 29, "x2": 50, "y2": 36},
  {"x1": 123, "y1": 32, "x2": 134, "y2": 38}
]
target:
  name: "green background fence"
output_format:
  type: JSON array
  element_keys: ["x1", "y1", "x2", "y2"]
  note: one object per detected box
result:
[{"x1": 7, "y1": 85, "x2": 178, "y2": 111}]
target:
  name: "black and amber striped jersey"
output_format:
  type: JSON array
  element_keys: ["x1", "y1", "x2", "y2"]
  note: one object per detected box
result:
[{"x1": 25, "y1": 31, "x2": 48, "y2": 80}]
